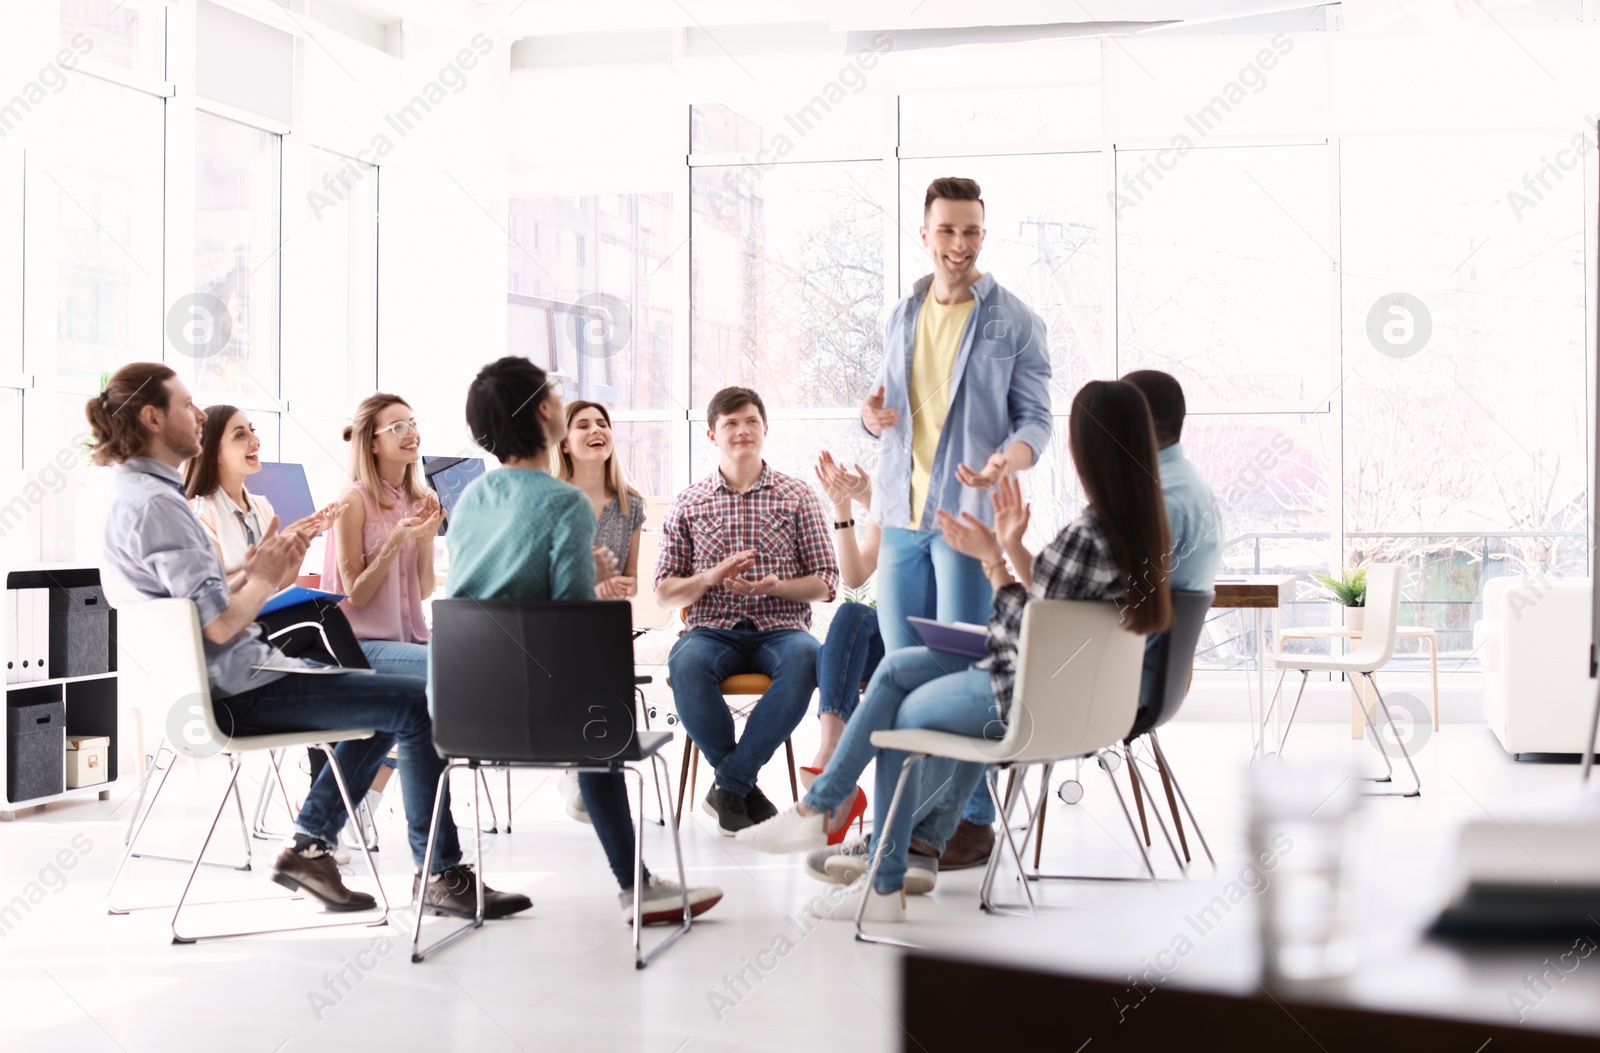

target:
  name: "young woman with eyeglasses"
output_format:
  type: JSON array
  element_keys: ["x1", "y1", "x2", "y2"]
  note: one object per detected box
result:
[{"x1": 323, "y1": 393, "x2": 443, "y2": 677}]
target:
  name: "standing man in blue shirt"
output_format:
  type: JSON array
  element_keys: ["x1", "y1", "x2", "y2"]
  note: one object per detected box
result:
[
  {"x1": 859, "y1": 177, "x2": 1052, "y2": 867},
  {"x1": 1121, "y1": 370, "x2": 1223, "y2": 711}
]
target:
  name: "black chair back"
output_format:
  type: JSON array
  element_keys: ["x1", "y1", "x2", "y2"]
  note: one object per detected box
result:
[
  {"x1": 430, "y1": 598, "x2": 654, "y2": 764},
  {"x1": 1127, "y1": 589, "x2": 1214, "y2": 739}
]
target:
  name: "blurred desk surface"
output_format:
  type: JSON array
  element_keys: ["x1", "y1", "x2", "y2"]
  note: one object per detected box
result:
[{"x1": 902, "y1": 869, "x2": 1600, "y2": 1051}]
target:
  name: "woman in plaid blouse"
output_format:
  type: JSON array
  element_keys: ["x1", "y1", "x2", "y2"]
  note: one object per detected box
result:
[{"x1": 738, "y1": 381, "x2": 1173, "y2": 922}]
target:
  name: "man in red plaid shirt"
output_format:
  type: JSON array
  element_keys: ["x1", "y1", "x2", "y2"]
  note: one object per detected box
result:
[{"x1": 656, "y1": 387, "x2": 840, "y2": 836}]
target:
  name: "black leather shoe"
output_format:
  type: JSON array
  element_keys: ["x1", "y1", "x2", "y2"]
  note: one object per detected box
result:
[
  {"x1": 938, "y1": 819, "x2": 996, "y2": 870},
  {"x1": 414, "y1": 865, "x2": 532, "y2": 920},
  {"x1": 272, "y1": 846, "x2": 378, "y2": 912},
  {"x1": 703, "y1": 786, "x2": 753, "y2": 836},
  {"x1": 744, "y1": 785, "x2": 779, "y2": 823}
]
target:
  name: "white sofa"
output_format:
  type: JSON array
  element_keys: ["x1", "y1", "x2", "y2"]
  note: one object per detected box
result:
[{"x1": 1473, "y1": 576, "x2": 1597, "y2": 758}]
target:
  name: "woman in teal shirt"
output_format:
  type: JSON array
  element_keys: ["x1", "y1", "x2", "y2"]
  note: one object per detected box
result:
[{"x1": 444, "y1": 356, "x2": 723, "y2": 926}]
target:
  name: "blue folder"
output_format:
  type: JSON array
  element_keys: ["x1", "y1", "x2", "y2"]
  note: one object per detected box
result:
[{"x1": 259, "y1": 586, "x2": 346, "y2": 617}]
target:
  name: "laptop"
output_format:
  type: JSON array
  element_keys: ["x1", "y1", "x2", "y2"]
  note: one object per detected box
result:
[
  {"x1": 422, "y1": 455, "x2": 487, "y2": 537},
  {"x1": 249, "y1": 462, "x2": 318, "y2": 532}
]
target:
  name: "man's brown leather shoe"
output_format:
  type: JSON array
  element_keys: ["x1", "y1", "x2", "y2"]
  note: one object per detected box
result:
[
  {"x1": 937, "y1": 819, "x2": 996, "y2": 870},
  {"x1": 413, "y1": 864, "x2": 532, "y2": 920},
  {"x1": 272, "y1": 847, "x2": 378, "y2": 912}
]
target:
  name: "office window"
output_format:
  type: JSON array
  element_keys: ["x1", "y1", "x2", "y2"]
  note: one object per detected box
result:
[
  {"x1": 1340, "y1": 133, "x2": 1587, "y2": 653},
  {"x1": 61, "y1": 0, "x2": 163, "y2": 80},
  {"x1": 507, "y1": 193, "x2": 675, "y2": 412},
  {"x1": 39, "y1": 73, "x2": 164, "y2": 394},
  {"x1": 191, "y1": 111, "x2": 281, "y2": 405},
  {"x1": 900, "y1": 83, "x2": 1102, "y2": 148},
  {"x1": 690, "y1": 161, "x2": 886, "y2": 409},
  {"x1": 899, "y1": 153, "x2": 1105, "y2": 407},
  {"x1": 1117, "y1": 144, "x2": 1331, "y2": 412}
]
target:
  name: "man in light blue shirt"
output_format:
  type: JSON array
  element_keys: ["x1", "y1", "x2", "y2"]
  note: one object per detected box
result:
[
  {"x1": 92, "y1": 363, "x2": 529, "y2": 921},
  {"x1": 858, "y1": 177, "x2": 1051, "y2": 866},
  {"x1": 1123, "y1": 370, "x2": 1223, "y2": 711}
]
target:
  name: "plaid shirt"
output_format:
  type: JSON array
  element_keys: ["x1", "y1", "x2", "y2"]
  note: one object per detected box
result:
[
  {"x1": 654, "y1": 463, "x2": 840, "y2": 632},
  {"x1": 981, "y1": 508, "x2": 1125, "y2": 712}
]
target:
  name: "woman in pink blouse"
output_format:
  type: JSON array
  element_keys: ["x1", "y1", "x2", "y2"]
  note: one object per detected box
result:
[
  {"x1": 323, "y1": 394, "x2": 443, "y2": 847},
  {"x1": 324, "y1": 393, "x2": 443, "y2": 678}
]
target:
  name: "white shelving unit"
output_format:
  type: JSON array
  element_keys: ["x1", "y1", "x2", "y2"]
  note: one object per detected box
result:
[{"x1": 2, "y1": 565, "x2": 121, "y2": 821}]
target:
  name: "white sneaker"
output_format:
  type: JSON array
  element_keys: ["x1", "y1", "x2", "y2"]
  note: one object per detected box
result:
[
  {"x1": 820, "y1": 837, "x2": 937, "y2": 894},
  {"x1": 735, "y1": 804, "x2": 826, "y2": 853},
  {"x1": 621, "y1": 878, "x2": 723, "y2": 926},
  {"x1": 559, "y1": 770, "x2": 591, "y2": 825},
  {"x1": 824, "y1": 884, "x2": 907, "y2": 924},
  {"x1": 805, "y1": 838, "x2": 863, "y2": 884}
]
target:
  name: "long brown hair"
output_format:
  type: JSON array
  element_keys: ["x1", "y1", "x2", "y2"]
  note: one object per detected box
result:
[
  {"x1": 85, "y1": 362, "x2": 176, "y2": 466},
  {"x1": 183, "y1": 404, "x2": 243, "y2": 500},
  {"x1": 343, "y1": 393, "x2": 427, "y2": 510},
  {"x1": 1068, "y1": 380, "x2": 1173, "y2": 635},
  {"x1": 555, "y1": 400, "x2": 641, "y2": 517}
]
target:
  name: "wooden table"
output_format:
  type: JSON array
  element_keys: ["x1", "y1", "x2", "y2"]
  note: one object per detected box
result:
[
  {"x1": 1278, "y1": 624, "x2": 1440, "y2": 738},
  {"x1": 1213, "y1": 575, "x2": 1297, "y2": 754}
]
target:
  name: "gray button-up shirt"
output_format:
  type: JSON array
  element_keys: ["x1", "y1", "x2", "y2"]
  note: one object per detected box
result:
[{"x1": 101, "y1": 457, "x2": 293, "y2": 698}]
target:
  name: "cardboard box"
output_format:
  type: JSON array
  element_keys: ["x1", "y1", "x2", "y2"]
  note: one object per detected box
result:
[{"x1": 66, "y1": 735, "x2": 109, "y2": 789}]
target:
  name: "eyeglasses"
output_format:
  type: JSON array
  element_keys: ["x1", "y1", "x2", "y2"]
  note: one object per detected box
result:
[{"x1": 375, "y1": 419, "x2": 420, "y2": 439}]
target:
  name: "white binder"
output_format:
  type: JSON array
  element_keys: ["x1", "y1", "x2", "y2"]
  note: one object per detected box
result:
[
  {"x1": 4, "y1": 589, "x2": 16, "y2": 684},
  {"x1": 31, "y1": 588, "x2": 50, "y2": 681},
  {"x1": 16, "y1": 588, "x2": 33, "y2": 682}
]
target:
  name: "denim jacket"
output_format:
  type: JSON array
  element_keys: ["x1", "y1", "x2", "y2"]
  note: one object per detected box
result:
[{"x1": 865, "y1": 272, "x2": 1052, "y2": 530}]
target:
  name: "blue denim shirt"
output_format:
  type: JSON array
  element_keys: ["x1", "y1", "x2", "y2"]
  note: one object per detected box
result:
[
  {"x1": 101, "y1": 457, "x2": 291, "y2": 698},
  {"x1": 1158, "y1": 443, "x2": 1223, "y2": 592},
  {"x1": 865, "y1": 273, "x2": 1052, "y2": 530}
]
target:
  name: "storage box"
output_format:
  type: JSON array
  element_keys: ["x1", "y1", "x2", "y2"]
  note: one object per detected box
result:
[
  {"x1": 48, "y1": 585, "x2": 111, "y2": 679},
  {"x1": 6, "y1": 696, "x2": 65, "y2": 802},
  {"x1": 66, "y1": 735, "x2": 109, "y2": 789}
]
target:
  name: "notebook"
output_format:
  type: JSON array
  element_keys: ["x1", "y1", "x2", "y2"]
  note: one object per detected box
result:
[
  {"x1": 907, "y1": 617, "x2": 991, "y2": 659},
  {"x1": 259, "y1": 585, "x2": 346, "y2": 617}
]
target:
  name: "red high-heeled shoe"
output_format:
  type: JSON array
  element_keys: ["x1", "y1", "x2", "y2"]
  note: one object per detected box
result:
[{"x1": 827, "y1": 787, "x2": 868, "y2": 846}]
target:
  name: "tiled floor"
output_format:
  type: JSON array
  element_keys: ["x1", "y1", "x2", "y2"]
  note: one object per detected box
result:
[{"x1": 0, "y1": 708, "x2": 1586, "y2": 1052}]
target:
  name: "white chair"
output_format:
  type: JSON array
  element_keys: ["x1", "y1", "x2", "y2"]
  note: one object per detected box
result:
[
  {"x1": 1261, "y1": 563, "x2": 1420, "y2": 797},
  {"x1": 1473, "y1": 576, "x2": 1594, "y2": 758},
  {"x1": 108, "y1": 598, "x2": 391, "y2": 941},
  {"x1": 857, "y1": 599, "x2": 1149, "y2": 946}
]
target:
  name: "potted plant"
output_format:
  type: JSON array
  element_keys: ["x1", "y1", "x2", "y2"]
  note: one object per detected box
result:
[{"x1": 1310, "y1": 566, "x2": 1368, "y2": 631}]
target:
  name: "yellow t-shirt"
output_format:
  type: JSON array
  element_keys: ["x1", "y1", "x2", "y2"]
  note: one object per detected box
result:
[{"x1": 907, "y1": 294, "x2": 976, "y2": 527}]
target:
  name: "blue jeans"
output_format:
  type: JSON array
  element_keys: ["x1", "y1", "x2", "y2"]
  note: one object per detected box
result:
[
  {"x1": 807, "y1": 647, "x2": 999, "y2": 893},
  {"x1": 816, "y1": 602, "x2": 884, "y2": 723},
  {"x1": 359, "y1": 638, "x2": 430, "y2": 680},
  {"x1": 876, "y1": 526, "x2": 997, "y2": 826},
  {"x1": 579, "y1": 772, "x2": 649, "y2": 891},
  {"x1": 666, "y1": 625, "x2": 819, "y2": 797},
  {"x1": 216, "y1": 669, "x2": 461, "y2": 874}
]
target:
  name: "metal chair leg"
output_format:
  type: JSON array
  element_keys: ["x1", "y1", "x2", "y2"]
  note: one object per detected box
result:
[
  {"x1": 503, "y1": 767, "x2": 513, "y2": 833},
  {"x1": 635, "y1": 752, "x2": 694, "y2": 968},
  {"x1": 411, "y1": 761, "x2": 483, "y2": 962},
  {"x1": 1150, "y1": 738, "x2": 1191, "y2": 863},
  {"x1": 855, "y1": 754, "x2": 923, "y2": 949},
  {"x1": 1359, "y1": 674, "x2": 1422, "y2": 797},
  {"x1": 1274, "y1": 671, "x2": 1312, "y2": 755},
  {"x1": 979, "y1": 765, "x2": 1041, "y2": 915},
  {"x1": 1032, "y1": 764, "x2": 1050, "y2": 868},
  {"x1": 108, "y1": 749, "x2": 179, "y2": 914},
  {"x1": 1127, "y1": 746, "x2": 1150, "y2": 846},
  {"x1": 475, "y1": 768, "x2": 499, "y2": 834},
  {"x1": 169, "y1": 744, "x2": 388, "y2": 944},
  {"x1": 784, "y1": 738, "x2": 799, "y2": 802},
  {"x1": 130, "y1": 761, "x2": 253, "y2": 871},
  {"x1": 125, "y1": 739, "x2": 173, "y2": 847},
  {"x1": 1150, "y1": 732, "x2": 1215, "y2": 871},
  {"x1": 1099, "y1": 749, "x2": 1159, "y2": 886},
  {"x1": 1259, "y1": 668, "x2": 1290, "y2": 736},
  {"x1": 1127, "y1": 749, "x2": 1187, "y2": 877}
]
